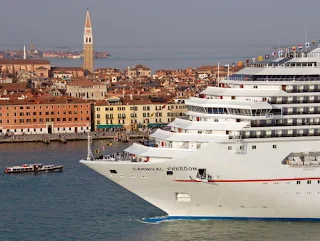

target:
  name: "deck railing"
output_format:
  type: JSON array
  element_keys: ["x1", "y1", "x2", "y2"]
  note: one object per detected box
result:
[
  {"x1": 223, "y1": 76, "x2": 320, "y2": 82},
  {"x1": 95, "y1": 152, "x2": 133, "y2": 162}
]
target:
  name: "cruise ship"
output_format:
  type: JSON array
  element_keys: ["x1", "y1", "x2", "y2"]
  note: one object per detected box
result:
[{"x1": 80, "y1": 48, "x2": 320, "y2": 221}]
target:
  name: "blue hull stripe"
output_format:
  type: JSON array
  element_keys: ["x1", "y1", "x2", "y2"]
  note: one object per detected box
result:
[{"x1": 142, "y1": 216, "x2": 320, "y2": 223}]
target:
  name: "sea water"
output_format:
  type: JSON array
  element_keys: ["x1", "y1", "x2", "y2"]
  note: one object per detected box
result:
[{"x1": 1, "y1": 141, "x2": 320, "y2": 241}]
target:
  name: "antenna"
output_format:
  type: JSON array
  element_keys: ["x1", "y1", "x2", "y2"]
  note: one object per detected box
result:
[
  {"x1": 23, "y1": 45, "x2": 26, "y2": 60},
  {"x1": 217, "y1": 62, "x2": 220, "y2": 87},
  {"x1": 305, "y1": 24, "x2": 308, "y2": 53}
]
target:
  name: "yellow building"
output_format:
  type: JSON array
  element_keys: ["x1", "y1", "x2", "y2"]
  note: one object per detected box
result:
[{"x1": 93, "y1": 97, "x2": 186, "y2": 130}]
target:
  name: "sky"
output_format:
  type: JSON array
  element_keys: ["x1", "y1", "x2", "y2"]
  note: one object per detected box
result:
[{"x1": 0, "y1": 0, "x2": 320, "y2": 50}]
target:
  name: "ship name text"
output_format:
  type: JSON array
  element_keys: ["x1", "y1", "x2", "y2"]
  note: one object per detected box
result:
[{"x1": 132, "y1": 166, "x2": 197, "y2": 171}]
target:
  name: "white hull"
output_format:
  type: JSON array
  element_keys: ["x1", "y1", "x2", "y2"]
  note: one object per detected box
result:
[{"x1": 81, "y1": 137, "x2": 320, "y2": 220}]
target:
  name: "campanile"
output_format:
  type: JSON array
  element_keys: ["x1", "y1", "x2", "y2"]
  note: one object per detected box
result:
[{"x1": 83, "y1": 9, "x2": 93, "y2": 73}]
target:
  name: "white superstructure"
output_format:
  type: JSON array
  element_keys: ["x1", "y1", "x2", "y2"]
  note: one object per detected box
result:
[{"x1": 80, "y1": 49, "x2": 320, "y2": 221}]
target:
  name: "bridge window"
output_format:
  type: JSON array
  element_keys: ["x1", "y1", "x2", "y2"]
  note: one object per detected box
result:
[
  {"x1": 297, "y1": 181, "x2": 301, "y2": 184},
  {"x1": 110, "y1": 170, "x2": 117, "y2": 174},
  {"x1": 252, "y1": 145, "x2": 256, "y2": 150},
  {"x1": 307, "y1": 180, "x2": 311, "y2": 184},
  {"x1": 273, "y1": 145, "x2": 277, "y2": 149}
]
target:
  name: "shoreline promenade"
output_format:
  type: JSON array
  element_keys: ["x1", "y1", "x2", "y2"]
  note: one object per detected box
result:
[{"x1": 0, "y1": 131, "x2": 149, "y2": 144}]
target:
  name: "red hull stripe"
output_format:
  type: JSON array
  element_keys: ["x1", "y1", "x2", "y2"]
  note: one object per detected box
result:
[{"x1": 175, "y1": 177, "x2": 320, "y2": 183}]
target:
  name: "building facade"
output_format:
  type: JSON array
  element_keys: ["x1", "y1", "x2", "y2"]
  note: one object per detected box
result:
[
  {"x1": 93, "y1": 97, "x2": 186, "y2": 130},
  {"x1": 127, "y1": 64, "x2": 152, "y2": 78},
  {"x1": 51, "y1": 67, "x2": 84, "y2": 79},
  {"x1": 0, "y1": 97, "x2": 91, "y2": 135},
  {"x1": 0, "y1": 59, "x2": 51, "y2": 78},
  {"x1": 83, "y1": 9, "x2": 94, "y2": 73},
  {"x1": 66, "y1": 79, "x2": 107, "y2": 100}
]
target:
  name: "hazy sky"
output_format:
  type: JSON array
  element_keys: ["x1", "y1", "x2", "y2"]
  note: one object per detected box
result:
[{"x1": 1, "y1": 0, "x2": 319, "y2": 50}]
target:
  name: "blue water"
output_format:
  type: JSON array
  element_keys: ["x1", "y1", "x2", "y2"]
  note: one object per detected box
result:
[
  {"x1": 1, "y1": 140, "x2": 320, "y2": 241},
  {"x1": 50, "y1": 45, "x2": 274, "y2": 70}
]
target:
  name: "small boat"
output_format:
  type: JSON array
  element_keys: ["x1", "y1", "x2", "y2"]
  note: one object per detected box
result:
[{"x1": 4, "y1": 163, "x2": 63, "y2": 173}]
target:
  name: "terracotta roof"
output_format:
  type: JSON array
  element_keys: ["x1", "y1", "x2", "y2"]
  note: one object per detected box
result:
[
  {"x1": 0, "y1": 83, "x2": 27, "y2": 91},
  {"x1": 67, "y1": 79, "x2": 106, "y2": 86},
  {"x1": 85, "y1": 10, "x2": 92, "y2": 28},
  {"x1": 0, "y1": 59, "x2": 50, "y2": 65},
  {"x1": 51, "y1": 67, "x2": 84, "y2": 72},
  {"x1": 35, "y1": 66, "x2": 49, "y2": 70},
  {"x1": 0, "y1": 96, "x2": 89, "y2": 106}
]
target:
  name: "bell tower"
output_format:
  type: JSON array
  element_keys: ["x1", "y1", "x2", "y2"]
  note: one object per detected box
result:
[{"x1": 83, "y1": 9, "x2": 94, "y2": 73}]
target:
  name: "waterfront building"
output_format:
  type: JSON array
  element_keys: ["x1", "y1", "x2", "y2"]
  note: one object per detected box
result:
[
  {"x1": 66, "y1": 79, "x2": 107, "y2": 100},
  {"x1": 83, "y1": 9, "x2": 94, "y2": 73},
  {"x1": 93, "y1": 97, "x2": 186, "y2": 130},
  {"x1": 0, "y1": 96, "x2": 91, "y2": 135},
  {"x1": 0, "y1": 59, "x2": 51, "y2": 78}
]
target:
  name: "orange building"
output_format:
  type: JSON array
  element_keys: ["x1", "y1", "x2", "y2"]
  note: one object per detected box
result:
[
  {"x1": 0, "y1": 59, "x2": 51, "y2": 78},
  {"x1": 0, "y1": 96, "x2": 91, "y2": 135}
]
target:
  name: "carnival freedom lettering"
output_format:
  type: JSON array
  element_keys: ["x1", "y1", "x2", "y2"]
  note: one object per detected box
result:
[
  {"x1": 132, "y1": 167, "x2": 164, "y2": 171},
  {"x1": 132, "y1": 166, "x2": 197, "y2": 171},
  {"x1": 167, "y1": 166, "x2": 198, "y2": 171}
]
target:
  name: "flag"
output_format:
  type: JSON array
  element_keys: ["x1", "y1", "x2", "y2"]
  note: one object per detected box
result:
[
  {"x1": 162, "y1": 104, "x2": 166, "y2": 109},
  {"x1": 285, "y1": 48, "x2": 289, "y2": 53},
  {"x1": 278, "y1": 50, "x2": 283, "y2": 56},
  {"x1": 272, "y1": 52, "x2": 276, "y2": 58},
  {"x1": 312, "y1": 40, "x2": 316, "y2": 45},
  {"x1": 257, "y1": 55, "x2": 263, "y2": 61},
  {"x1": 298, "y1": 44, "x2": 303, "y2": 50},
  {"x1": 237, "y1": 61, "x2": 243, "y2": 66},
  {"x1": 245, "y1": 59, "x2": 249, "y2": 63},
  {"x1": 292, "y1": 46, "x2": 296, "y2": 52},
  {"x1": 232, "y1": 63, "x2": 235, "y2": 67},
  {"x1": 151, "y1": 113, "x2": 155, "y2": 117},
  {"x1": 305, "y1": 42, "x2": 310, "y2": 48},
  {"x1": 265, "y1": 54, "x2": 270, "y2": 59},
  {"x1": 252, "y1": 57, "x2": 256, "y2": 63}
]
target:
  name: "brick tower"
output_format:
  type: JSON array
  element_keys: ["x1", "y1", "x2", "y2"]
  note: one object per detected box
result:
[{"x1": 83, "y1": 9, "x2": 94, "y2": 73}]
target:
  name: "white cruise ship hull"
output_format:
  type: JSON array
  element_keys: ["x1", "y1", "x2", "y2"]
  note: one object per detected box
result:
[{"x1": 80, "y1": 138, "x2": 320, "y2": 220}]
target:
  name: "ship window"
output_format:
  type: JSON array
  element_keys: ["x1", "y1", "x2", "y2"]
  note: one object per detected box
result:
[
  {"x1": 254, "y1": 86, "x2": 258, "y2": 89},
  {"x1": 273, "y1": 144, "x2": 277, "y2": 149},
  {"x1": 167, "y1": 171, "x2": 173, "y2": 175},
  {"x1": 110, "y1": 170, "x2": 117, "y2": 174},
  {"x1": 228, "y1": 146, "x2": 232, "y2": 150},
  {"x1": 252, "y1": 145, "x2": 256, "y2": 150},
  {"x1": 307, "y1": 180, "x2": 311, "y2": 184},
  {"x1": 297, "y1": 181, "x2": 301, "y2": 184}
]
